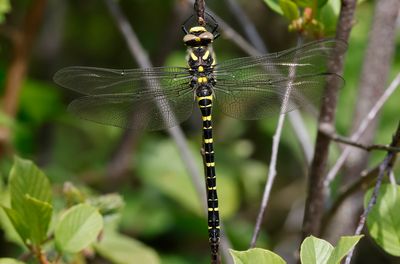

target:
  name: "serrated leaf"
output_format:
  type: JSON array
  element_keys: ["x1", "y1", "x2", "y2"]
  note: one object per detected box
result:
[
  {"x1": 9, "y1": 157, "x2": 52, "y2": 210},
  {"x1": 366, "y1": 184, "x2": 400, "y2": 256},
  {"x1": 263, "y1": 0, "x2": 284, "y2": 15},
  {"x1": 0, "y1": 189, "x2": 24, "y2": 246},
  {"x1": 327, "y1": 235, "x2": 363, "y2": 264},
  {"x1": 300, "y1": 236, "x2": 333, "y2": 264},
  {"x1": 279, "y1": 0, "x2": 299, "y2": 20},
  {"x1": 94, "y1": 232, "x2": 160, "y2": 264},
  {"x1": 0, "y1": 258, "x2": 25, "y2": 264},
  {"x1": 55, "y1": 204, "x2": 103, "y2": 253},
  {"x1": 229, "y1": 248, "x2": 286, "y2": 264}
]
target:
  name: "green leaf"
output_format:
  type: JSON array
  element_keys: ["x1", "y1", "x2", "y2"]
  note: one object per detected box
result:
[
  {"x1": 300, "y1": 236, "x2": 333, "y2": 264},
  {"x1": 317, "y1": 0, "x2": 329, "y2": 8},
  {"x1": 22, "y1": 195, "x2": 52, "y2": 244},
  {"x1": 263, "y1": 0, "x2": 284, "y2": 15},
  {"x1": 0, "y1": 0, "x2": 11, "y2": 24},
  {"x1": 293, "y1": 0, "x2": 313, "y2": 8},
  {"x1": 229, "y1": 248, "x2": 286, "y2": 264},
  {"x1": 327, "y1": 236, "x2": 363, "y2": 264},
  {"x1": 1, "y1": 207, "x2": 30, "y2": 243},
  {"x1": 0, "y1": 189, "x2": 24, "y2": 246},
  {"x1": 366, "y1": 184, "x2": 400, "y2": 256},
  {"x1": 55, "y1": 204, "x2": 103, "y2": 253},
  {"x1": 6, "y1": 157, "x2": 53, "y2": 244},
  {"x1": 94, "y1": 232, "x2": 160, "y2": 264},
  {"x1": 0, "y1": 258, "x2": 25, "y2": 264},
  {"x1": 279, "y1": 0, "x2": 299, "y2": 20},
  {"x1": 318, "y1": 0, "x2": 340, "y2": 35},
  {"x1": 2, "y1": 197, "x2": 52, "y2": 245},
  {"x1": 9, "y1": 157, "x2": 52, "y2": 209}
]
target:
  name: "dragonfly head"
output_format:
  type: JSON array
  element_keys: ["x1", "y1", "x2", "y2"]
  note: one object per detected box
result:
[{"x1": 183, "y1": 26, "x2": 214, "y2": 47}]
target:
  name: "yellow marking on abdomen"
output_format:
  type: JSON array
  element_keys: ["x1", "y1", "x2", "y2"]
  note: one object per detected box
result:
[
  {"x1": 206, "y1": 162, "x2": 215, "y2": 167},
  {"x1": 204, "y1": 138, "x2": 213, "y2": 144},
  {"x1": 199, "y1": 104, "x2": 212, "y2": 108},
  {"x1": 202, "y1": 115, "x2": 212, "y2": 121},
  {"x1": 197, "y1": 95, "x2": 213, "y2": 101},
  {"x1": 207, "y1": 186, "x2": 217, "y2": 190}
]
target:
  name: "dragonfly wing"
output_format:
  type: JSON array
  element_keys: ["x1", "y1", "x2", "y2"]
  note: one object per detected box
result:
[
  {"x1": 213, "y1": 39, "x2": 345, "y2": 120},
  {"x1": 214, "y1": 73, "x2": 344, "y2": 120},
  {"x1": 68, "y1": 89, "x2": 195, "y2": 131},
  {"x1": 214, "y1": 39, "x2": 347, "y2": 78},
  {"x1": 54, "y1": 66, "x2": 191, "y2": 96}
]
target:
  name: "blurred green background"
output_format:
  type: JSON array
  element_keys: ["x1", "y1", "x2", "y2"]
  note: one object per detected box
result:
[{"x1": 0, "y1": 0, "x2": 399, "y2": 263}]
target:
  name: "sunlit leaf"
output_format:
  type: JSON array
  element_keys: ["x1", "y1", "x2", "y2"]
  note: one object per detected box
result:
[
  {"x1": 95, "y1": 232, "x2": 160, "y2": 264},
  {"x1": 263, "y1": 0, "x2": 284, "y2": 15},
  {"x1": 366, "y1": 184, "x2": 400, "y2": 256},
  {"x1": 230, "y1": 248, "x2": 286, "y2": 264},
  {"x1": 300, "y1": 236, "x2": 333, "y2": 264},
  {"x1": 9, "y1": 157, "x2": 52, "y2": 208},
  {"x1": 55, "y1": 204, "x2": 103, "y2": 253},
  {"x1": 280, "y1": 0, "x2": 300, "y2": 20},
  {"x1": 0, "y1": 258, "x2": 25, "y2": 264},
  {"x1": 327, "y1": 235, "x2": 363, "y2": 264}
]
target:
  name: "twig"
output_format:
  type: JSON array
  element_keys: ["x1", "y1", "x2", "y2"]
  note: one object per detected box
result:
[
  {"x1": 194, "y1": 0, "x2": 206, "y2": 25},
  {"x1": 324, "y1": 72, "x2": 400, "y2": 187},
  {"x1": 301, "y1": 0, "x2": 357, "y2": 238},
  {"x1": 223, "y1": 0, "x2": 267, "y2": 53},
  {"x1": 344, "y1": 121, "x2": 400, "y2": 264},
  {"x1": 322, "y1": 130, "x2": 400, "y2": 153},
  {"x1": 250, "y1": 37, "x2": 304, "y2": 247},
  {"x1": 322, "y1": 120, "x2": 400, "y2": 235},
  {"x1": 0, "y1": 0, "x2": 47, "y2": 155}
]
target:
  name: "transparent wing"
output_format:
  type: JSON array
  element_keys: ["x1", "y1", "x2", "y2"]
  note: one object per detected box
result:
[
  {"x1": 213, "y1": 39, "x2": 346, "y2": 119},
  {"x1": 68, "y1": 90, "x2": 195, "y2": 131},
  {"x1": 54, "y1": 66, "x2": 195, "y2": 130},
  {"x1": 54, "y1": 66, "x2": 191, "y2": 96},
  {"x1": 214, "y1": 39, "x2": 346, "y2": 77}
]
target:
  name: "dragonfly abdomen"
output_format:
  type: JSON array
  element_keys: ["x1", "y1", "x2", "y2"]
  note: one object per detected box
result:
[{"x1": 196, "y1": 91, "x2": 220, "y2": 260}]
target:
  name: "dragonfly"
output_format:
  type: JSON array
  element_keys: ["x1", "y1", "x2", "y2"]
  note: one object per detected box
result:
[{"x1": 54, "y1": 15, "x2": 345, "y2": 263}]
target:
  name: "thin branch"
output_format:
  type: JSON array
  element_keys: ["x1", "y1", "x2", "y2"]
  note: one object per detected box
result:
[
  {"x1": 324, "y1": 72, "x2": 400, "y2": 187},
  {"x1": 322, "y1": 130, "x2": 400, "y2": 153},
  {"x1": 301, "y1": 0, "x2": 357, "y2": 238},
  {"x1": 0, "y1": 0, "x2": 47, "y2": 155},
  {"x1": 250, "y1": 37, "x2": 303, "y2": 247},
  {"x1": 194, "y1": 0, "x2": 206, "y2": 25},
  {"x1": 322, "y1": 121, "x2": 400, "y2": 235},
  {"x1": 344, "y1": 121, "x2": 400, "y2": 264},
  {"x1": 223, "y1": 0, "x2": 268, "y2": 53}
]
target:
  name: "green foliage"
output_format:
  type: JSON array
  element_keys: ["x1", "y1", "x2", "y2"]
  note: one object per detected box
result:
[
  {"x1": 0, "y1": 156, "x2": 156, "y2": 263},
  {"x1": 94, "y1": 231, "x2": 160, "y2": 264},
  {"x1": 0, "y1": 0, "x2": 10, "y2": 23},
  {"x1": 263, "y1": 0, "x2": 341, "y2": 36},
  {"x1": 230, "y1": 248, "x2": 285, "y2": 264},
  {"x1": 3, "y1": 157, "x2": 53, "y2": 245},
  {"x1": 0, "y1": 258, "x2": 25, "y2": 264},
  {"x1": 300, "y1": 235, "x2": 363, "y2": 264},
  {"x1": 55, "y1": 204, "x2": 103, "y2": 253},
  {"x1": 365, "y1": 184, "x2": 400, "y2": 256}
]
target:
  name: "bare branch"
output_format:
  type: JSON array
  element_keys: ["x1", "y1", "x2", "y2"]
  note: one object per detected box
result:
[
  {"x1": 322, "y1": 130, "x2": 400, "y2": 153},
  {"x1": 344, "y1": 121, "x2": 400, "y2": 263},
  {"x1": 194, "y1": 0, "x2": 206, "y2": 25},
  {"x1": 324, "y1": 72, "x2": 400, "y2": 187},
  {"x1": 322, "y1": 121, "x2": 400, "y2": 235}
]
